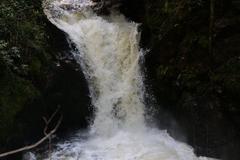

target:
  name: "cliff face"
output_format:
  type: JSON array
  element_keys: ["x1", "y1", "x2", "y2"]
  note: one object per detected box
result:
[
  {"x1": 0, "y1": 0, "x2": 91, "y2": 156},
  {"x1": 0, "y1": 0, "x2": 239, "y2": 159},
  {"x1": 120, "y1": 0, "x2": 240, "y2": 159}
]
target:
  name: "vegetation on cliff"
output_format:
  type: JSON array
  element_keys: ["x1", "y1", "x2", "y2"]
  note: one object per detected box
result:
[
  {"x1": 121, "y1": 0, "x2": 240, "y2": 159},
  {"x1": 0, "y1": 0, "x2": 91, "y2": 156},
  {"x1": 0, "y1": 0, "x2": 239, "y2": 159}
]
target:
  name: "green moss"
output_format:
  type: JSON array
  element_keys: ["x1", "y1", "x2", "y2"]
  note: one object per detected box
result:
[
  {"x1": 163, "y1": 1, "x2": 177, "y2": 14},
  {"x1": 157, "y1": 65, "x2": 169, "y2": 78},
  {"x1": 198, "y1": 35, "x2": 209, "y2": 49},
  {"x1": 29, "y1": 58, "x2": 42, "y2": 74}
]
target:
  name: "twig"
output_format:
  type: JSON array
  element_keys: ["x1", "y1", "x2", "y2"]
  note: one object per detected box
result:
[
  {"x1": 43, "y1": 106, "x2": 61, "y2": 160},
  {"x1": 43, "y1": 106, "x2": 61, "y2": 135},
  {"x1": 0, "y1": 111, "x2": 63, "y2": 158}
]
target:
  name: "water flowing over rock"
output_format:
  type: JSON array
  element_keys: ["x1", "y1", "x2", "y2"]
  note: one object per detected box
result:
[{"x1": 25, "y1": 0, "x2": 218, "y2": 159}]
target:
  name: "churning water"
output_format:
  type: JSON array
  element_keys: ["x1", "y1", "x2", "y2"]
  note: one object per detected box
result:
[{"x1": 26, "y1": 0, "x2": 217, "y2": 159}]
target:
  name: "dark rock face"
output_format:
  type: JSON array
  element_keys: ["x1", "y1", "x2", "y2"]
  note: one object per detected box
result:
[
  {"x1": 119, "y1": 0, "x2": 240, "y2": 159},
  {"x1": 0, "y1": 0, "x2": 92, "y2": 157},
  {"x1": 0, "y1": 0, "x2": 239, "y2": 160}
]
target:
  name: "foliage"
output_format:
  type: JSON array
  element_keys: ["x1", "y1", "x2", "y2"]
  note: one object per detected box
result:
[
  {"x1": 0, "y1": 0, "x2": 55, "y2": 148},
  {"x1": 140, "y1": 0, "x2": 240, "y2": 158},
  {"x1": 0, "y1": 0, "x2": 91, "y2": 152}
]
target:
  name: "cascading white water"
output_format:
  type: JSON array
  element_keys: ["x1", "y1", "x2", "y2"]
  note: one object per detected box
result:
[
  {"x1": 44, "y1": 0, "x2": 146, "y2": 136},
  {"x1": 26, "y1": 0, "x2": 217, "y2": 159}
]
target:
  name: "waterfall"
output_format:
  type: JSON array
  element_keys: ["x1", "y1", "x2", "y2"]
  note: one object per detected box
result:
[
  {"x1": 44, "y1": 0, "x2": 146, "y2": 136},
  {"x1": 26, "y1": 0, "x2": 217, "y2": 159}
]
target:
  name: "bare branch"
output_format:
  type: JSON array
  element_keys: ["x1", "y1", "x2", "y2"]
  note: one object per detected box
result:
[
  {"x1": 0, "y1": 111, "x2": 63, "y2": 158},
  {"x1": 43, "y1": 106, "x2": 61, "y2": 136},
  {"x1": 46, "y1": 106, "x2": 61, "y2": 125}
]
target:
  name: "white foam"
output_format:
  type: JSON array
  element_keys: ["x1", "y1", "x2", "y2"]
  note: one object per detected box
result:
[
  {"x1": 43, "y1": 129, "x2": 206, "y2": 160},
  {"x1": 32, "y1": 1, "x2": 220, "y2": 159}
]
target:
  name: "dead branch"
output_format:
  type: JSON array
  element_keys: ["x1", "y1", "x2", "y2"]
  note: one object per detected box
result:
[
  {"x1": 43, "y1": 106, "x2": 61, "y2": 160},
  {"x1": 0, "y1": 110, "x2": 63, "y2": 158},
  {"x1": 43, "y1": 106, "x2": 61, "y2": 136}
]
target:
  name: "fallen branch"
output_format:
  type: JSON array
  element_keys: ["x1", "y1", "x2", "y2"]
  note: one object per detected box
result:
[
  {"x1": 43, "y1": 106, "x2": 61, "y2": 159},
  {"x1": 0, "y1": 110, "x2": 63, "y2": 158}
]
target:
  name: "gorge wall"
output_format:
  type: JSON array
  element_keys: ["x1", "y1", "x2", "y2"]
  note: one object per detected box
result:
[
  {"x1": 0, "y1": 0, "x2": 239, "y2": 159},
  {"x1": 120, "y1": 0, "x2": 240, "y2": 159}
]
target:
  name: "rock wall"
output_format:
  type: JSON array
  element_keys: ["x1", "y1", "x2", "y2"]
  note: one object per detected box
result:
[
  {"x1": 120, "y1": 0, "x2": 240, "y2": 159},
  {"x1": 0, "y1": 0, "x2": 239, "y2": 160},
  {"x1": 0, "y1": 0, "x2": 91, "y2": 158}
]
